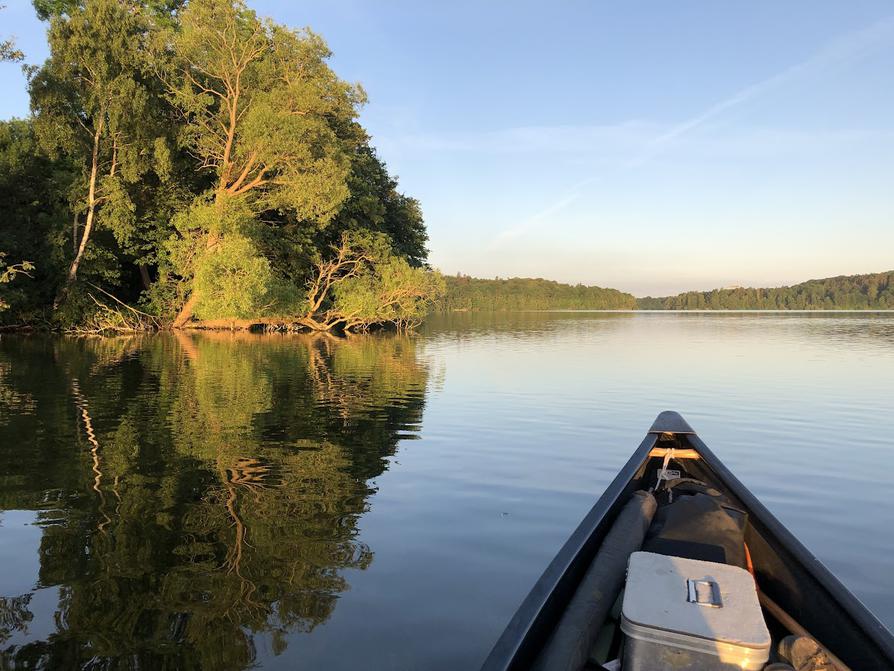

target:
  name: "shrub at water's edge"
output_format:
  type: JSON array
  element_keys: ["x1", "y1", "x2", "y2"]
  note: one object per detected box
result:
[{"x1": 181, "y1": 231, "x2": 444, "y2": 333}]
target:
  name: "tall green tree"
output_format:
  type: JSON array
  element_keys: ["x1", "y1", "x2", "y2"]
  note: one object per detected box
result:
[
  {"x1": 0, "y1": 119, "x2": 74, "y2": 320},
  {"x1": 158, "y1": 0, "x2": 366, "y2": 326},
  {"x1": 29, "y1": 0, "x2": 168, "y2": 307},
  {"x1": 0, "y1": 12, "x2": 34, "y2": 315}
]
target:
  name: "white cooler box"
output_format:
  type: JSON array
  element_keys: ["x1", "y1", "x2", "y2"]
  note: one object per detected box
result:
[{"x1": 620, "y1": 551, "x2": 771, "y2": 671}]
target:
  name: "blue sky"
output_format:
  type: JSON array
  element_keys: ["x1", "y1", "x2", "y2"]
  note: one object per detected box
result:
[{"x1": 2, "y1": 1, "x2": 893, "y2": 295}]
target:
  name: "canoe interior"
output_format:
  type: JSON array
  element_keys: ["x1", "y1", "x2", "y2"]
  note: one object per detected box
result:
[{"x1": 482, "y1": 417, "x2": 894, "y2": 670}]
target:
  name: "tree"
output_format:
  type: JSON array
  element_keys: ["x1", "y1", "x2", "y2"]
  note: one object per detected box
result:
[
  {"x1": 334, "y1": 251, "x2": 445, "y2": 331},
  {"x1": 0, "y1": 5, "x2": 24, "y2": 62},
  {"x1": 299, "y1": 231, "x2": 443, "y2": 331},
  {"x1": 0, "y1": 10, "x2": 34, "y2": 315},
  {"x1": 327, "y1": 145, "x2": 429, "y2": 267},
  {"x1": 0, "y1": 119, "x2": 76, "y2": 321},
  {"x1": 29, "y1": 0, "x2": 166, "y2": 307},
  {"x1": 158, "y1": 0, "x2": 366, "y2": 326}
]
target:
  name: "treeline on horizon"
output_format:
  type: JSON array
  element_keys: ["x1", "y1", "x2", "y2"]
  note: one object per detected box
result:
[
  {"x1": 0, "y1": 0, "x2": 442, "y2": 333},
  {"x1": 435, "y1": 275, "x2": 638, "y2": 311},
  {"x1": 434, "y1": 271, "x2": 894, "y2": 312},
  {"x1": 637, "y1": 270, "x2": 894, "y2": 310}
]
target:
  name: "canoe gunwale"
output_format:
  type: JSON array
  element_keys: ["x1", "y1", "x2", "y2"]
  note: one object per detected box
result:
[{"x1": 480, "y1": 430, "x2": 658, "y2": 671}]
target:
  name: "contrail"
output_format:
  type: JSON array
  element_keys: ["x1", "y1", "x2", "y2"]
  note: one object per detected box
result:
[
  {"x1": 495, "y1": 14, "x2": 894, "y2": 242},
  {"x1": 629, "y1": 14, "x2": 894, "y2": 167}
]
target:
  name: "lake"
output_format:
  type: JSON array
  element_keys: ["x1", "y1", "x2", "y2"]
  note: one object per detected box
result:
[{"x1": 1, "y1": 312, "x2": 893, "y2": 670}]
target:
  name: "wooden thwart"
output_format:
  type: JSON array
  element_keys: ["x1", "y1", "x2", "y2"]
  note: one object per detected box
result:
[{"x1": 647, "y1": 447, "x2": 700, "y2": 460}]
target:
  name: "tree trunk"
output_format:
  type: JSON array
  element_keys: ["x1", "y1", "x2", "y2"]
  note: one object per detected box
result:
[
  {"x1": 69, "y1": 203, "x2": 95, "y2": 283},
  {"x1": 172, "y1": 191, "x2": 224, "y2": 327},
  {"x1": 54, "y1": 120, "x2": 103, "y2": 310},
  {"x1": 54, "y1": 198, "x2": 97, "y2": 309},
  {"x1": 138, "y1": 264, "x2": 151, "y2": 290},
  {"x1": 172, "y1": 292, "x2": 199, "y2": 328},
  {"x1": 173, "y1": 80, "x2": 247, "y2": 328}
]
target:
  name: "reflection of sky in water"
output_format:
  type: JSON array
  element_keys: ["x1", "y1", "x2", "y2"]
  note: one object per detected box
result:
[
  {"x1": 0, "y1": 510, "x2": 60, "y2": 647},
  {"x1": 0, "y1": 510, "x2": 43, "y2": 596}
]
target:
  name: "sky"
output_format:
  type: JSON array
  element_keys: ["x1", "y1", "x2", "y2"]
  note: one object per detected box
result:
[{"x1": 1, "y1": 1, "x2": 893, "y2": 296}]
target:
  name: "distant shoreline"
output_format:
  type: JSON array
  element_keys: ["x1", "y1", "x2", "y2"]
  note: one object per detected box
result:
[
  {"x1": 443, "y1": 309, "x2": 894, "y2": 314},
  {"x1": 531, "y1": 308, "x2": 894, "y2": 313},
  {"x1": 438, "y1": 271, "x2": 894, "y2": 312}
]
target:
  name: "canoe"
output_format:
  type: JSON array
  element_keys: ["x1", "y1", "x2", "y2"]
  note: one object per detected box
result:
[{"x1": 481, "y1": 411, "x2": 894, "y2": 671}]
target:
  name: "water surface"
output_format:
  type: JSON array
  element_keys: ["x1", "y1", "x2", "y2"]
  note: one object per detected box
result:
[{"x1": 1, "y1": 313, "x2": 892, "y2": 669}]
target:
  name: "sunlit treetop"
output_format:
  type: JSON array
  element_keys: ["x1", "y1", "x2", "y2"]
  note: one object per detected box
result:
[
  {"x1": 33, "y1": 0, "x2": 184, "y2": 21},
  {"x1": 157, "y1": 0, "x2": 367, "y2": 221}
]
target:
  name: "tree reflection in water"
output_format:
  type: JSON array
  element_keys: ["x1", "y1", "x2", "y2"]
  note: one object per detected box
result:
[{"x1": 0, "y1": 332, "x2": 430, "y2": 669}]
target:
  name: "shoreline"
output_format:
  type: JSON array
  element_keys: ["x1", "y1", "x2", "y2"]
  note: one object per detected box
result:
[{"x1": 4, "y1": 309, "x2": 894, "y2": 335}]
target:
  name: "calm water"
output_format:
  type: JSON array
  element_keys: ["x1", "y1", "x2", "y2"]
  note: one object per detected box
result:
[{"x1": 1, "y1": 313, "x2": 893, "y2": 670}]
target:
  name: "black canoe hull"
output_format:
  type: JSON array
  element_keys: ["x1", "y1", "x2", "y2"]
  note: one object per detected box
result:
[{"x1": 481, "y1": 411, "x2": 894, "y2": 670}]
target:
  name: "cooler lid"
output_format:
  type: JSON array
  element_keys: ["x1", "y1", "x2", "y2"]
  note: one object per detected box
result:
[{"x1": 621, "y1": 551, "x2": 771, "y2": 650}]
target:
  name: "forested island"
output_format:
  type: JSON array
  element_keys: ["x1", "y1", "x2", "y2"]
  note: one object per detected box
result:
[
  {"x1": 0, "y1": 0, "x2": 442, "y2": 333},
  {"x1": 637, "y1": 271, "x2": 894, "y2": 310}
]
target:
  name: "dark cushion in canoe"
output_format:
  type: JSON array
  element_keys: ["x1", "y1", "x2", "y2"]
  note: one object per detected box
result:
[{"x1": 643, "y1": 478, "x2": 748, "y2": 568}]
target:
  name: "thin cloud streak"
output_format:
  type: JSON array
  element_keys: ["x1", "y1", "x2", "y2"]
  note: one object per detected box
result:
[
  {"x1": 376, "y1": 121, "x2": 657, "y2": 156},
  {"x1": 490, "y1": 185, "x2": 593, "y2": 245},
  {"x1": 629, "y1": 14, "x2": 894, "y2": 168},
  {"x1": 494, "y1": 14, "x2": 894, "y2": 243}
]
